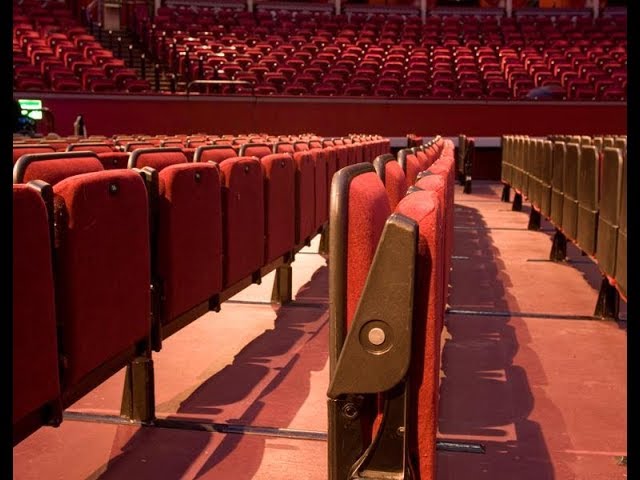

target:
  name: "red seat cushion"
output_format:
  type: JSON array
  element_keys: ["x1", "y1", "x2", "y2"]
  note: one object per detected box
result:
[
  {"x1": 130, "y1": 149, "x2": 188, "y2": 172},
  {"x1": 16, "y1": 154, "x2": 103, "y2": 186}
]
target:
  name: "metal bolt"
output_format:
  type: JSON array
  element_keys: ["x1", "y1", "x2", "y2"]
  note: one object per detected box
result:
[
  {"x1": 195, "y1": 172, "x2": 202, "y2": 182},
  {"x1": 368, "y1": 327, "x2": 386, "y2": 346},
  {"x1": 397, "y1": 427, "x2": 405, "y2": 436},
  {"x1": 342, "y1": 403, "x2": 358, "y2": 420},
  {"x1": 109, "y1": 183, "x2": 119, "y2": 195}
]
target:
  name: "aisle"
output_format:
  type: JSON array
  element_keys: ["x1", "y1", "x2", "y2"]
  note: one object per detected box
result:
[{"x1": 437, "y1": 181, "x2": 627, "y2": 480}]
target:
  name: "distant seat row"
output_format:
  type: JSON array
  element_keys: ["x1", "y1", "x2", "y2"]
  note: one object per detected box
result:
[
  {"x1": 12, "y1": 134, "x2": 389, "y2": 446},
  {"x1": 500, "y1": 134, "x2": 626, "y2": 317}
]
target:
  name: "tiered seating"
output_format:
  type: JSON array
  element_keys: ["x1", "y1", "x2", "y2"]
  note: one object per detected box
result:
[
  {"x1": 501, "y1": 134, "x2": 627, "y2": 317},
  {"x1": 12, "y1": 131, "x2": 390, "y2": 444},
  {"x1": 134, "y1": 7, "x2": 625, "y2": 100},
  {"x1": 13, "y1": 0, "x2": 150, "y2": 92},
  {"x1": 328, "y1": 137, "x2": 456, "y2": 479}
]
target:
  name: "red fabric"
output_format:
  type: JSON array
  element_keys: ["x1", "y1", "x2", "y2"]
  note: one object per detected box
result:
[
  {"x1": 13, "y1": 185, "x2": 60, "y2": 424},
  {"x1": 346, "y1": 172, "x2": 391, "y2": 327},
  {"x1": 275, "y1": 143, "x2": 295, "y2": 154},
  {"x1": 293, "y1": 151, "x2": 316, "y2": 245},
  {"x1": 261, "y1": 154, "x2": 296, "y2": 262},
  {"x1": 405, "y1": 153, "x2": 423, "y2": 185},
  {"x1": 335, "y1": 145, "x2": 349, "y2": 170},
  {"x1": 53, "y1": 170, "x2": 151, "y2": 387},
  {"x1": 294, "y1": 142, "x2": 310, "y2": 152},
  {"x1": 311, "y1": 148, "x2": 328, "y2": 228},
  {"x1": 219, "y1": 157, "x2": 265, "y2": 287},
  {"x1": 157, "y1": 163, "x2": 223, "y2": 323},
  {"x1": 20, "y1": 156, "x2": 103, "y2": 186},
  {"x1": 196, "y1": 147, "x2": 237, "y2": 163},
  {"x1": 97, "y1": 152, "x2": 129, "y2": 170},
  {"x1": 131, "y1": 150, "x2": 187, "y2": 172},
  {"x1": 385, "y1": 160, "x2": 409, "y2": 210},
  {"x1": 67, "y1": 144, "x2": 114, "y2": 153},
  {"x1": 415, "y1": 174, "x2": 448, "y2": 329},
  {"x1": 394, "y1": 190, "x2": 443, "y2": 480},
  {"x1": 428, "y1": 141, "x2": 456, "y2": 304},
  {"x1": 346, "y1": 144, "x2": 358, "y2": 166},
  {"x1": 13, "y1": 146, "x2": 56, "y2": 164},
  {"x1": 125, "y1": 142, "x2": 155, "y2": 151},
  {"x1": 416, "y1": 150, "x2": 430, "y2": 171},
  {"x1": 345, "y1": 171, "x2": 391, "y2": 446},
  {"x1": 181, "y1": 148, "x2": 195, "y2": 161},
  {"x1": 241, "y1": 144, "x2": 272, "y2": 159}
]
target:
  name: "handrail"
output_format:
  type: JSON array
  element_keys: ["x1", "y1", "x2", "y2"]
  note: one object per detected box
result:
[{"x1": 185, "y1": 80, "x2": 254, "y2": 96}]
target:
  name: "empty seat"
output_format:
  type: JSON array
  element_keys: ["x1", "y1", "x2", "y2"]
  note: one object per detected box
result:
[
  {"x1": 576, "y1": 146, "x2": 599, "y2": 255},
  {"x1": 52, "y1": 170, "x2": 151, "y2": 398},
  {"x1": 595, "y1": 147, "x2": 623, "y2": 283},
  {"x1": 561, "y1": 143, "x2": 580, "y2": 240},
  {"x1": 13, "y1": 151, "x2": 103, "y2": 185},
  {"x1": 219, "y1": 156, "x2": 265, "y2": 288},
  {"x1": 239, "y1": 142, "x2": 273, "y2": 159},
  {"x1": 293, "y1": 151, "x2": 316, "y2": 246},
  {"x1": 194, "y1": 145, "x2": 238, "y2": 163},
  {"x1": 550, "y1": 141, "x2": 566, "y2": 227},
  {"x1": 156, "y1": 162, "x2": 223, "y2": 327},
  {"x1": 128, "y1": 147, "x2": 188, "y2": 172},
  {"x1": 261, "y1": 154, "x2": 295, "y2": 263},
  {"x1": 373, "y1": 153, "x2": 408, "y2": 210},
  {"x1": 13, "y1": 184, "x2": 62, "y2": 445},
  {"x1": 13, "y1": 145, "x2": 56, "y2": 164}
]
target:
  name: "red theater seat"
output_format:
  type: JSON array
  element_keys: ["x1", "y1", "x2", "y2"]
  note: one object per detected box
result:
[
  {"x1": 13, "y1": 184, "x2": 61, "y2": 444},
  {"x1": 219, "y1": 156, "x2": 265, "y2": 287},
  {"x1": 261, "y1": 154, "x2": 296, "y2": 263}
]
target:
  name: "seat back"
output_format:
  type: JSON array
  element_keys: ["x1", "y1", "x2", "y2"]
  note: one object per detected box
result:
[
  {"x1": 550, "y1": 141, "x2": 566, "y2": 226},
  {"x1": 13, "y1": 145, "x2": 56, "y2": 164},
  {"x1": 615, "y1": 149, "x2": 627, "y2": 298},
  {"x1": 128, "y1": 147, "x2": 188, "y2": 172},
  {"x1": 576, "y1": 146, "x2": 599, "y2": 255},
  {"x1": 310, "y1": 148, "x2": 328, "y2": 228},
  {"x1": 13, "y1": 184, "x2": 61, "y2": 445},
  {"x1": 53, "y1": 170, "x2": 151, "y2": 395},
  {"x1": 261, "y1": 154, "x2": 296, "y2": 263},
  {"x1": 156, "y1": 163, "x2": 223, "y2": 325},
  {"x1": 398, "y1": 148, "x2": 422, "y2": 185},
  {"x1": 66, "y1": 142, "x2": 115, "y2": 154},
  {"x1": 239, "y1": 142, "x2": 273, "y2": 159},
  {"x1": 595, "y1": 147, "x2": 624, "y2": 280},
  {"x1": 293, "y1": 151, "x2": 316, "y2": 246},
  {"x1": 539, "y1": 140, "x2": 553, "y2": 217},
  {"x1": 194, "y1": 145, "x2": 238, "y2": 163},
  {"x1": 219, "y1": 157, "x2": 265, "y2": 287},
  {"x1": 373, "y1": 153, "x2": 408, "y2": 210},
  {"x1": 13, "y1": 151, "x2": 103, "y2": 186},
  {"x1": 561, "y1": 143, "x2": 580, "y2": 240}
]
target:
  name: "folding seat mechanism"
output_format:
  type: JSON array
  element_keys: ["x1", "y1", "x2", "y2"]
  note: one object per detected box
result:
[
  {"x1": 328, "y1": 214, "x2": 418, "y2": 480},
  {"x1": 328, "y1": 215, "x2": 485, "y2": 480}
]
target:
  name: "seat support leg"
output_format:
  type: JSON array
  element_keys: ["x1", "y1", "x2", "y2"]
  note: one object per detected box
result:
[
  {"x1": 271, "y1": 262, "x2": 293, "y2": 304},
  {"x1": 120, "y1": 354, "x2": 155, "y2": 423},
  {"x1": 527, "y1": 208, "x2": 541, "y2": 231},
  {"x1": 594, "y1": 277, "x2": 620, "y2": 320},
  {"x1": 512, "y1": 192, "x2": 523, "y2": 211},
  {"x1": 549, "y1": 229, "x2": 567, "y2": 262},
  {"x1": 501, "y1": 185, "x2": 511, "y2": 202}
]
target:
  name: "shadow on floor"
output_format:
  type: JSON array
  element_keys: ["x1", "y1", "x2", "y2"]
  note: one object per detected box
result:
[
  {"x1": 91, "y1": 266, "x2": 330, "y2": 480},
  {"x1": 437, "y1": 202, "x2": 566, "y2": 480}
]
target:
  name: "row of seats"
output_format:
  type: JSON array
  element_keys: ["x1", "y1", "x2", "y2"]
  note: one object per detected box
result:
[
  {"x1": 12, "y1": 133, "x2": 390, "y2": 445},
  {"x1": 500, "y1": 134, "x2": 626, "y2": 307},
  {"x1": 328, "y1": 136, "x2": 455, "y2": 479},
  {"x1": 13, "y1": 0, "x2": 150, "y2": 92},
  {"x1": 132, "y1": 7, "x2": 625, "y2": 99}
]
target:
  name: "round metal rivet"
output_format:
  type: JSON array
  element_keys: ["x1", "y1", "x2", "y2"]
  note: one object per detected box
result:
[
  {"x1": 368, "y1": 327, "x2": 385, "y2": 346},
  {"x1": 109, "y1": 183, "x2": 118, "y2": 195},
  {"x1": 244, "y1": 165, "x2": 249, "y2": 173},
  {"x1": 195, "y1": 171, "x2": 202, "y2": 182}
]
